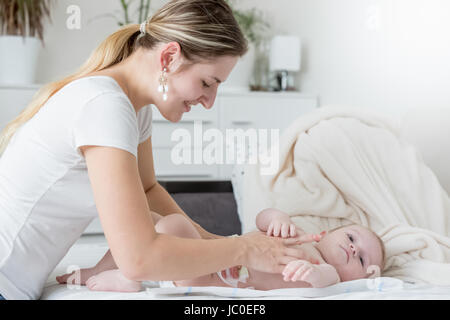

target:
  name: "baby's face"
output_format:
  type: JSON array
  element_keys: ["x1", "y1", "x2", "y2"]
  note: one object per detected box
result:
[{"x1": 315, "y1": 225, "x2": 383, "y2": 282}]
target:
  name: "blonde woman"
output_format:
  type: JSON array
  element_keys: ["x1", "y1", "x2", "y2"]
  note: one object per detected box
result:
[{"x1": 0, "y1": 0, "x2": 315, "y2": 300}]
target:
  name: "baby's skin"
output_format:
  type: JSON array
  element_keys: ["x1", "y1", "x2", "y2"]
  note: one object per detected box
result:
[
  {"x1": 57, "y1": 209, "x2": 384, "y2": 291},
  {"x1": 175, "y1": 209, "x2": 384, "y2": 289}
]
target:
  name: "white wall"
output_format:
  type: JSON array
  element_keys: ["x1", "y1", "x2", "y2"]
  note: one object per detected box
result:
[
  {"x1": 37, "y1": 0, "x2": 450, "y2": 116},
  {"x1": 243, "y1": 0, "x2": 450, "y2": 116},
  {"x1": 37, "y1": 0, "x2": 165, "y2": 82}
]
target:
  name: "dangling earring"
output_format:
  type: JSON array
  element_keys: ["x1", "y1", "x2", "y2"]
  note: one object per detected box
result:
[{"x1": 158, "y1": 67, "x2": 169, "y2": 101}]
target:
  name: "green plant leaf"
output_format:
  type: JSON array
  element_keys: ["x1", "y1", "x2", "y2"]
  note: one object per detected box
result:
[{"x1": 0, "y1": 0, "x2": 53, "y2": 42}]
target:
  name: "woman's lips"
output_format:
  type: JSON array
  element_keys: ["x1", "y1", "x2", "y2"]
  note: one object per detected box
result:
[{"x1": 183, "y1": 102, "x2": 192, "y2": 112}]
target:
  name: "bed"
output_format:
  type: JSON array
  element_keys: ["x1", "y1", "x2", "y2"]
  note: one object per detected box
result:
[{"x1": 41, "y1": 107, "x2": 450, "y2": 300}]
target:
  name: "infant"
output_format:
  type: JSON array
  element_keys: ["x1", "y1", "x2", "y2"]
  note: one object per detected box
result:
[{"x1": 57, "y1": 208, "x2": 385, "y2": 291}]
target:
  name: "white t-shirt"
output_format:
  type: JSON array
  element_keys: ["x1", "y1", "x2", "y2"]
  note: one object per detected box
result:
[{"x1": 0, "y1": 76, "x2": 153, "y2": 300}]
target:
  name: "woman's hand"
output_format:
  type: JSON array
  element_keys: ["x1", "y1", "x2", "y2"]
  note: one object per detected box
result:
[{"x1": 239, "y1": 231, "x2": 323, "y2": 274}]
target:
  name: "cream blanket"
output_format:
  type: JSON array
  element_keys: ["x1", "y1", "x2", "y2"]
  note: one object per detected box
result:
[{"x1": 241, "y1": 106, "x2": 450, "y2": 285}]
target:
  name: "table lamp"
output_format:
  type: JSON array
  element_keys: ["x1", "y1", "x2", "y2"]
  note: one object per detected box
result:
[{"x1": 269, "y1": 35, "x2": 301, "y2": 91}]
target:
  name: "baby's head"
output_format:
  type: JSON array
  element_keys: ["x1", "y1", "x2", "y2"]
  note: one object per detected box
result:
[{"x1": 315, "y1": 224, "x2": 385, "y2": 282}]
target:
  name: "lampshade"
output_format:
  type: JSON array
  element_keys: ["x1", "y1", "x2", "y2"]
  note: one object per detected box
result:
[{"x1": 269, "y1": 35, "x2": 301, "y2": 72}]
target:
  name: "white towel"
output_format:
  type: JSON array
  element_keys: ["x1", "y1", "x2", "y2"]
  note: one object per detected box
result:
[{"x1": 240, "y1": 106, "x2": 450, "y2": 285}]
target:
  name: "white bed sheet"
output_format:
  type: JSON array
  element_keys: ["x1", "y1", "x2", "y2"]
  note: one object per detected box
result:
[{"x1": 42, "y1": 235, "x2": 450, "y2": 300}]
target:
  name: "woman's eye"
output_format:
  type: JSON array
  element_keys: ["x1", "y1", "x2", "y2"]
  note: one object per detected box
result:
[{"x1": 202, "y1": 81, "x2": 210, "y2": 88}]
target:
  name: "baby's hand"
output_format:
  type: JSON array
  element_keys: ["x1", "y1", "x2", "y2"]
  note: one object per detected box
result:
[
  {"x1": 282, "y1": 260, "x2": 322, "y2": 286},
  {"x1": 266, "y1": 216, "x2": 298, "y2": 238}
]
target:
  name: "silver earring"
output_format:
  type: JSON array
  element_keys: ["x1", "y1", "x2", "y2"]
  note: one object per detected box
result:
[{"x1": 158, "y1": 67, "x2": 169, "y2": 101}]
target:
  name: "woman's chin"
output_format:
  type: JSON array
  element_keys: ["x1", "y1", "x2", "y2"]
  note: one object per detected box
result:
[{"x1": 165, "y1": 112, "x2": 183, "y2": 123}]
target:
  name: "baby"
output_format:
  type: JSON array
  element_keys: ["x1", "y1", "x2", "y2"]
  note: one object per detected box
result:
[{"x1": 57, "y1": 208, "x2": 385, "y2": 291}]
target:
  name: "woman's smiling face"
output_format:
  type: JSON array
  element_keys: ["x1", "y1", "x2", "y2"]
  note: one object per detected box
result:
[
  {"x1": 154, "y1": 47, "x2": 238, "y2": 122},
  {"x1": 316, "y1": 225, "x2": 384, "y2": 281}
]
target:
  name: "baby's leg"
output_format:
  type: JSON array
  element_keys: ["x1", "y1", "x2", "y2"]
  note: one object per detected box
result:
[
  {"x1": 154, "y1": 213, "x2": 202, "y2": 239},
  {"x1": 155, "y1": 214, "x2": 226, "y2": 287},
  {"x1": 86, "y1": 213, "x2": 201, "y2": 292},
  {"x1": 57, "y1": 212, "x2": 164, "y2": 287}
]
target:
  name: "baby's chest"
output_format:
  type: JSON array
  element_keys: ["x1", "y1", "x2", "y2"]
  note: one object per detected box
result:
[{"x1": 298, "y1": 243, "x2": 325, "y2": 264}]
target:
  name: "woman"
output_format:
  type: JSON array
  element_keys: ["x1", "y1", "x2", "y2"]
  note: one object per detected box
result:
[{"x1": 0, "y1": 0, "x2": 313, "y2": 300}]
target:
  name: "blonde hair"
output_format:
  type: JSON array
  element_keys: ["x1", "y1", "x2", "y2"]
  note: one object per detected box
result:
[{"x1": 0, "y1": 0, "x2": 247, "y2": 155}]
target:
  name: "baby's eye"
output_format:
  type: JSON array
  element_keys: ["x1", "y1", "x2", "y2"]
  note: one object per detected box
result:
[
  {"x1": 347, "y1": 234, "x2": 354, "y2": 242},
  {"x1": 202, "y1": 81, "x2": 210, "y2": 88},
  {"x1": 359, "y1": 256, "x2": 364, "y2": 266}
]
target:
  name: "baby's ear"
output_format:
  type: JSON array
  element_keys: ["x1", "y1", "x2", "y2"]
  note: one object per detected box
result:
[{"x1": 366, "y1": 265, "x2": 381, "y2": 279}]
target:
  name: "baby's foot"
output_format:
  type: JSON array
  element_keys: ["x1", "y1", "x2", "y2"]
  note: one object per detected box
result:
[
  {"x1": 86, "y1": 269, "x2": 142, "y2": 293},
  {"x1": 56, "y1": 266, "x2": 99, "y2": 286}
]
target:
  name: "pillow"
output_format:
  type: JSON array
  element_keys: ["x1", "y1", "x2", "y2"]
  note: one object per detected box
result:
[{"x1": 399, "y1": 107, "x2": 450, "y2": 196}]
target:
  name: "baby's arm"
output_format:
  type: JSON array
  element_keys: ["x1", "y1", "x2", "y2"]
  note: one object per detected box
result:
[
  {"x1": 256, "y1": 208, "x2": 300, "y2": 238},
  {"x1": 282, "y1": 260, "x2": 340, "y2": 288}
]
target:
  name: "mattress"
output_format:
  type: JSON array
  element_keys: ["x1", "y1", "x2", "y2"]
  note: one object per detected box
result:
[{"x1": 41, "y1": 235, "x2": 450, "y2": 300}]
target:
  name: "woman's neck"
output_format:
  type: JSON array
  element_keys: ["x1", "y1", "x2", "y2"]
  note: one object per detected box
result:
[{"x1": 91, "y1": 50, "x2": 157, "y2": 113}]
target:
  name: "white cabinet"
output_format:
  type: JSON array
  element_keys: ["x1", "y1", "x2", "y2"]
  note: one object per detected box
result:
[
  {"x1": 0, "y1": 85, "x2": 318, "y2": 181},
  {"x1": 150, "y1": 90, "x2": 318, "y2": 180},
  {"x1": 0, "y1": 84, "x2": 40, "y2": 129},
  {"x1": 216, "y1": 92, "x2": 318, "y2": 179}
]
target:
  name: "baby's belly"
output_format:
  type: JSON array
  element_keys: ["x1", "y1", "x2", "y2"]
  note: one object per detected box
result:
[
  {"x1": 174, "y1": 270, "x2": 311, "y2": 290},
  {"x1": 174, "y1": 272, "x2": 230, "y2": 288},
  {"x1": 243, "y1": 269, "x2": 312, "y2": 290}
]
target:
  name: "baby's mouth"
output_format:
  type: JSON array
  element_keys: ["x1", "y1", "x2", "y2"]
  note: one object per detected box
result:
[{"x1": 340, "y1": 245, "x2": 349, "y2": 263}]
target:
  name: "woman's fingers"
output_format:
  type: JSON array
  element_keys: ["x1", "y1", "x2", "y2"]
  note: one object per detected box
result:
[{"x1": 295, "y1": 233, "x2": 322, "y2": 243}]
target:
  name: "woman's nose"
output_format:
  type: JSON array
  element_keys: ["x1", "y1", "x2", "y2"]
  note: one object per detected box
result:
[{"x1": 201, "y1": 89, "x2": 218, "y2": 110}]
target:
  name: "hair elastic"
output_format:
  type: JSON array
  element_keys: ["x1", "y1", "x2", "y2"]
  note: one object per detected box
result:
[{"x1": 140, "y1": 21, "x2": 147, "y2": 35}]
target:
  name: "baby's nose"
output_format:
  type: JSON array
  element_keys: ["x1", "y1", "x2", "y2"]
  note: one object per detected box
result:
[{"x1": 349, "y1": 243, "x2": 357, "y2": 256}]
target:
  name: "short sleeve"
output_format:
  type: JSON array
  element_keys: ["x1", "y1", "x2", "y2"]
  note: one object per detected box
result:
[
  {"x1": 137, "y1": 105, "x2": 153, "y2": 144},
  {"x1": 72, "y1": 92, "x2": 139, "y2": 158}
]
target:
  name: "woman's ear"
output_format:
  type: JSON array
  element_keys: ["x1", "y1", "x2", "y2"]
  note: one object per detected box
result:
[{"x1": 159, "y1": 41, "x2": 183, "y2": 72}]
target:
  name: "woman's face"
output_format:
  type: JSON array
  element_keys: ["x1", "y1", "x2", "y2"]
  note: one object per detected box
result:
[{"x1": 155, "y1": 50, "x2": 238, "y2": 122}]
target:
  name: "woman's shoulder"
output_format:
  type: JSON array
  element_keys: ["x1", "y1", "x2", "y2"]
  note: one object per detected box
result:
[
  {"x1": 50, "y1": 74, "x2": 134, "y2": 116},
  {"x1": 65, "y1": 74, "x2": 125, "y2": 98}
]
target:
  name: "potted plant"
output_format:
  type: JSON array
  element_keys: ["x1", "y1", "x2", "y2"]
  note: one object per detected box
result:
[
  {"x1": 99, "y1": 0, "x2": 151, "y2": 26},
  {"x1": 224, "y1": 0, "x2": 271, "y2": 91},
  {"x1": 0, "y1": 0, "x2": 53, "y2": 85},
  {"x1": 110, "y1": 0, "x2": 270, "y2": 90}
]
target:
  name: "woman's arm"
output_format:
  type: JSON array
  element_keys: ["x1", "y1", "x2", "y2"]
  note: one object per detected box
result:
[
  {"x1": 137, "y1": 138, "x2": 223, "y2": 240},
  {"x1": 81, "y1": 145, "x2": 309, "y2": 281},
  {"x1": 144, "y1": 182, "x2": 222, "y2": 240}
]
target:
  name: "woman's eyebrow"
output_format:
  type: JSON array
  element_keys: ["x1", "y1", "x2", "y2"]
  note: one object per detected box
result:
[{"x1": 210, "y1": 76, "x2": 222, "y2": 84}]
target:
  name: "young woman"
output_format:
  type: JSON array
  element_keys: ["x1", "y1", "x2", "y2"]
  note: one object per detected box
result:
[{"x1": 0, "y1": 0, "x2": 314, "y2": 300}]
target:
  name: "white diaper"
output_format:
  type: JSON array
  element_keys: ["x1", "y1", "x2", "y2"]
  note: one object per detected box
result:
[
  {"x1": 217, "y1": 266, "x2": 249, "y2": 288},
  {"x1": 159, "y1": 280, "x2": 176, "y2": 288}
]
